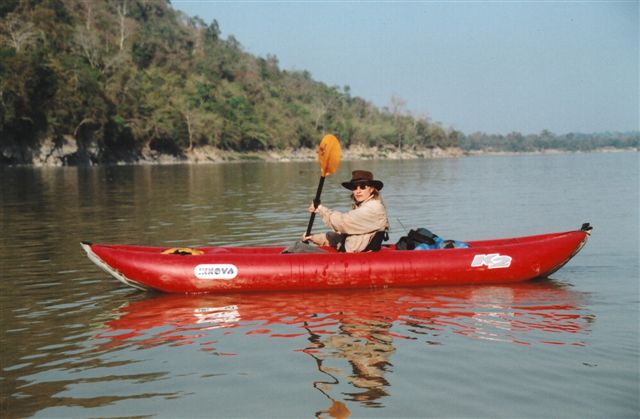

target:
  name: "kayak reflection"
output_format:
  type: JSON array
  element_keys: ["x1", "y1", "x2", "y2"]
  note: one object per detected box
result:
[{"x1": 96, "y1": 281, "x2": 592, "y2": 411}]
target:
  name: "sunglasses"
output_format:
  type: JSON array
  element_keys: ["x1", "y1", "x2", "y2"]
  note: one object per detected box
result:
[{"x1": 349, "y1": 182, "x2": 371, "y2": 191}]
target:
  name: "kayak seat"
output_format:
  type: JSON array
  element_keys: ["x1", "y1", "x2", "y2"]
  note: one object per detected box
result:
[{"x1": 363, "y1": 230, "x2": 389, "y2": 252}]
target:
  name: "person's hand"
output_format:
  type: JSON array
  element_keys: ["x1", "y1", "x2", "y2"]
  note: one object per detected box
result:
[
  {"x1": 308, "y1": 201, "x2": 319, "y2": 213},
  {"x1": 302, "y1": 234, "x2": 314, "y2": 242}
]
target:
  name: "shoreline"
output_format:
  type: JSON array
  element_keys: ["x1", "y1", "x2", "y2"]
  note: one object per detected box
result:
[{"x1": 3, "y1": 139, "x2": 637, "y2": 167}]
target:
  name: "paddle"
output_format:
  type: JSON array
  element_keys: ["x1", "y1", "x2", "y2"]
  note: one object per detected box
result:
[{"x1": 304, "y1": 134, "x2": 341, "y2": 239}]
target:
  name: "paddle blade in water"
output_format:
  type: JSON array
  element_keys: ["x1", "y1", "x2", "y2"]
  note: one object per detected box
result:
[{"x1": 318, "y1": 134, "x2": 341, "y2": 177}]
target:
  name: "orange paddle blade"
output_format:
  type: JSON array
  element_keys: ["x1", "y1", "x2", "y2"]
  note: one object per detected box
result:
[{"x1": 318, "y1": 134, "x2": 341, "y2": 177}]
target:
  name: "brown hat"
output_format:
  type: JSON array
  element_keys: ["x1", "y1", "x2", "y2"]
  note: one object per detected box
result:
[{"x1": 341, "y1": 170, "x2": 384, "y2": 191}]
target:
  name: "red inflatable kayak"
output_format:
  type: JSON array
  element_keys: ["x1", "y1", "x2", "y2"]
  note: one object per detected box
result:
[{"x1": 81, "y1": 225, "x2": 591, "y2": 294}]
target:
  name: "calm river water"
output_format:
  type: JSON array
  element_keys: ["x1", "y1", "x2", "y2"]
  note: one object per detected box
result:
[{"x1": 1, "y1": 152, "x2": 638, "y2": 418}]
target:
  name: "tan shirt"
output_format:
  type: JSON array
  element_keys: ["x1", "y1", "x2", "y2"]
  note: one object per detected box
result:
[{"x1": 310, "y1": 196, "x2": 389, "y2": 252}]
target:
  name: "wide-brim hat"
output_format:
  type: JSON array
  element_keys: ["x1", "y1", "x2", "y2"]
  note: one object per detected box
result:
[{"x1": 341, "y1": 170, "x2": 384, "y2": 191}]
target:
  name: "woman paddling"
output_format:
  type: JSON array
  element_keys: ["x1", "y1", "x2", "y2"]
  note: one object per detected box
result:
[{"x1": 304, "y1": 170, "x2": 389, "y2": 252}]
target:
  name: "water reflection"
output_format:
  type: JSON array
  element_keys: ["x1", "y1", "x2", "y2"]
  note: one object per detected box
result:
[
  {"x1": 94, "y1": 281, "x2": 593, "y2": 414},
  {"x1": 305, "y1": 316, "x2": 394, "y2": 414}
]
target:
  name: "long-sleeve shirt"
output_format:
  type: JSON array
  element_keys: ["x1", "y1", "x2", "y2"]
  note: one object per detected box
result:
[{"x1": 310, "y1": 196, "x2": 389, "y2": 252}]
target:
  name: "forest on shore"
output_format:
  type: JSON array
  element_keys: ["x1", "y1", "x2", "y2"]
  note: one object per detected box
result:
[{"x1": 1, "y1": 0, "x2": 637, "y2": 166}]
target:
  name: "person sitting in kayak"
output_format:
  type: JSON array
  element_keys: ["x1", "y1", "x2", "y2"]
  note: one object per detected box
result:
[{"x1": 304, "y1": 170, "x2": 389, "y2": 252}]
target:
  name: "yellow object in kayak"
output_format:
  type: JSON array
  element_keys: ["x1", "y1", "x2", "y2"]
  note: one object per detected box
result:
[{"x1": 161, "y1": 247, "x2": 204, "y2": 256}]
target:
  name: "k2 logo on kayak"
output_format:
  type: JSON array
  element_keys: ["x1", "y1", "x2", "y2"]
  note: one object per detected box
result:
[{"x1": 471, "y1": 253, "x2": 512, "y2": 269}]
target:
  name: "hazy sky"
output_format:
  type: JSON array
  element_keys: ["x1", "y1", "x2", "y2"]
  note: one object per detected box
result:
[{"x1": 172, "y1": 1, "x2": 639, "y2": 135}]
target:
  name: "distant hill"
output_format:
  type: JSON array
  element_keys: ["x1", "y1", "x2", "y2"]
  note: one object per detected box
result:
[
  {"x1": 0, "y1": 0, "x2": 460, "y2": 165},
  {"x1": 0, "y1": 1, "x2": 636, "y2": 165},
  {"x1": 459, "y1": 130, "x2": 638, "y2": 153}
]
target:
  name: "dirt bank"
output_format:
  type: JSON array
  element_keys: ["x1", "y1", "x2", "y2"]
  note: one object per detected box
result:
[{"x1": 10, "y1": 138, "x2": 466, "y2": 167}]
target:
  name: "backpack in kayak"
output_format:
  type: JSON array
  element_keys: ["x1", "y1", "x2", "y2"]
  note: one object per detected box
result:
[{"x1": 395, "y1": 228, "x2": 469, "y2": 250}]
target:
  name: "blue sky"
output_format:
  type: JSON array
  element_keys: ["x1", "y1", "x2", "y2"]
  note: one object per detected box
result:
[{"x1": 172, "y1": 1, "x2": 639, "y2": 135}]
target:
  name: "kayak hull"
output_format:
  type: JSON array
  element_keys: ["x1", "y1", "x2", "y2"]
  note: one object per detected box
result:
[{"x1": 81, "y1": 228, "x2": 590, "y2": 294}]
